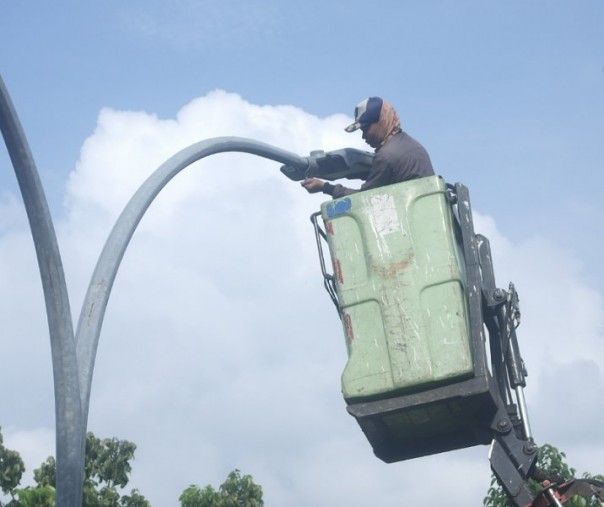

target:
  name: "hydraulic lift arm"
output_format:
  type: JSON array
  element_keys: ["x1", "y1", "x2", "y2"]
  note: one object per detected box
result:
[{"x1": 458, "y1": 184, "x2": 604, "y2": 507}]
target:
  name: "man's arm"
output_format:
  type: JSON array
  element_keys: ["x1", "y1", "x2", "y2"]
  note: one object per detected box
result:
[
  {"x1": 301, "y1": 152, "x2": 391, "y2": 198},
  {"x1": 301, "y1": 178, "x2": 356, "y2": 198}
]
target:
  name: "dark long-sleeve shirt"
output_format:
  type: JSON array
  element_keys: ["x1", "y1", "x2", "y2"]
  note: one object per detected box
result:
[{"x1": 324, "y1": 131, "x2": 435, "y2": 198}]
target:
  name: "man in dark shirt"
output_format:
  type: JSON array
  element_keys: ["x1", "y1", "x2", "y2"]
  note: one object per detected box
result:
[{"x1": 301, "y1": 97, "x2": 434, "y2": 198}]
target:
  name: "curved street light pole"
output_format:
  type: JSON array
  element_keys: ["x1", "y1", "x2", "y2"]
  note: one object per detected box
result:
[
  {"x1": 0, "y1": 76, "x2": 84, "y2": 505},
  {"x1": 1, "y1": 87, "x2": 312, "y2": 506},
  {"x1": 75, "y1": 137, "x2": 309, "y2": 426},
  {"x1": 1, "y1": 73, "x2": 313, "y2": 504}
]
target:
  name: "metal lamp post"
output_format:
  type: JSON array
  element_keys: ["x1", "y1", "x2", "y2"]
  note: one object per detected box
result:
[
  {"x1": 0, "y1": 74, "x2": 84, "y2": 506},
  {"x1": 0, "y1": 74, "x2": 311, "y2": 506},
  {"x1": 74, "y1": 136, "x2": 311, "y2": 444}
]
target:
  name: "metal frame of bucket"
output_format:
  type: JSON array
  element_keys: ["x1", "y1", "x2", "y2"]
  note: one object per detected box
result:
[{"x1": 311, "y1": 181, "x2": 538, "y2": 506}]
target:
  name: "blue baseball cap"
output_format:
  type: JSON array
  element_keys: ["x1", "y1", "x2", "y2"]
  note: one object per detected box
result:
[{"x1": 345, "y1": 97, "x2": 384, "y2": 132}]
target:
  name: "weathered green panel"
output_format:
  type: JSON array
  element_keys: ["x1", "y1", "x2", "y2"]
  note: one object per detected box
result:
[{"x1": 321, "y1": 176, "x2": 472, "y2": 401}]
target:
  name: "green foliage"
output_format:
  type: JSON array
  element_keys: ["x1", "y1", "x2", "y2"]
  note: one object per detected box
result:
[
  {"x1": 484, "y1": 444, "x2": 603, "y2": 507},
  {"x1": 119, "y1": 489, "x2": 150, "y2": 507},
  {"x1": 85, "y1": 433, "x2": 136, "y2": 490},
  {"x1": 219, "y1": 470, "x2": 263, "y2": 507},
  {"x1": 1, "y1": 428, "x2": 264, "y2": 507},
  {"x1": 14, "y1": 486, "x2": 55, "y2": 507},
  {"x1": 0, "y1": 428, "x2": 25, "y2": 502},
  {"x1": 180, "y1": 470, "x2": 263, "y2": 507},
  {"x1": 0, "y1": 428, "x2": 149, "y2": 507},
  {"x1": 179, "y1": 485, "x2": 219, "y2": 507},
  {"x1": 32, "y1": 458, "x2": 54, "y2": 489}
]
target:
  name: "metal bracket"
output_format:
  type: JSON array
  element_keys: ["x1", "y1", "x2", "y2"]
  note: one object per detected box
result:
[
  {"x1": 281, "y1": 147, "x2": 374, "y2": 182},
  {"x1": 310, "y1": 212, "x2": 340, "y2": 313}
]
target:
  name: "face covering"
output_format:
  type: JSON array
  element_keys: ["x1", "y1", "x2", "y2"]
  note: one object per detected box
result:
[{"x1": 364, "y1": 100, "x2": 401, "y2": 149}]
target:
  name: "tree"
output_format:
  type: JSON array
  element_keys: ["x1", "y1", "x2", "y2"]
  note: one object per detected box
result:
[
  {"x1": 179, "y1": 485, "x2": 219, "y2": 507},
  {"x1": 2, "y1": 428, "x2": 265, "y2": 507},
  {"x1": 80, "y1": 432, "x2": 148, "y2": 506},
  {"x1": 179, "y1": 470, "x2": 263, "y2": 507},
  {"x1": 0, "y1": 429, "x2": 149, "y2": 507},
  {"x1": 0, "y1": 428, "x2": 25, "y2": 506},
  {"x1": 12, "y1": 486, "x2": 55, "y2": 507},
  {"x1": 484, "y1": 444, "x2": 604, "y2": 507}
]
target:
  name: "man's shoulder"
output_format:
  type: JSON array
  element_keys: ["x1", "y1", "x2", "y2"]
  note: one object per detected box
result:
[
  {"x1": 376, "y1": 130, "x2": 434, "y2": 178},
  {"x1": 380, "y1": 131, "x2": 427, "y2": 156}
]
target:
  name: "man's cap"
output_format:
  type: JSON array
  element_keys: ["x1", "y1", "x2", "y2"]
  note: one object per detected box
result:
[{"x1": 345, "y1": 97, "x2": 384, "y2": 133}]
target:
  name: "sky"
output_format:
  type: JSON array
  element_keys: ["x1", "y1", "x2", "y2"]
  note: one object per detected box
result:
[{"x1": 0, "y1": 1, "x2": 603, "y2": 506}]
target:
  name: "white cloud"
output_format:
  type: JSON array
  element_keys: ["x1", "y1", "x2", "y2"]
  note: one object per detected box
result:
[{"x1": 1, "y1": 91, "x2": 602, "y2": 506}]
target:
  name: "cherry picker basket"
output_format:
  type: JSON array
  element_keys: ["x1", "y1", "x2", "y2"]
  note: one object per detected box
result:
[
  {"x1": 305, "y1": 164, "x2": 602, "y2": 506},
  {"x1": 311, "y1": 176, "x2": 506, "y2": 463}
]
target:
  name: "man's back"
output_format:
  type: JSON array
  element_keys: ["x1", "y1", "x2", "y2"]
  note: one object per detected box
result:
[{"x1": 368, "y1": 130, "x2": 434, "y2": 189}]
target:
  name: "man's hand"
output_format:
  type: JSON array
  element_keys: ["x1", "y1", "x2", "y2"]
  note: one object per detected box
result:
[{"x1": 301, "y1": 178, "x2": 326, "y2": 194}]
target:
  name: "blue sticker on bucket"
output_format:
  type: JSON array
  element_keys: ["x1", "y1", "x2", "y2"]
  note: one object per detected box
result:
[{"x1": 326, "y1": 197, "x2": 352, "y2": 218}]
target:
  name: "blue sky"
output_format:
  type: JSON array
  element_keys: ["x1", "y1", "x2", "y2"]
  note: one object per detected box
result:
[
  {"x1": 3, "y1": 1, "x2": 603, "y2": 277},
  {"x1": 1, "y1": 1, "x2": 603, "y2": 506}
]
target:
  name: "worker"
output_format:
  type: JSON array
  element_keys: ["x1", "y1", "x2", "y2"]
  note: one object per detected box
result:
[{"x1": 301, "y1": 97, "x2": 435, "y2": 198}]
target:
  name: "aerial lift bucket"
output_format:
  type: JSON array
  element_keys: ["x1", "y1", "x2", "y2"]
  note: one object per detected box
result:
[
  {"x1": 285, "y1": 148, "x2": 598, "y2": 506},
  {"x1": 311, "y1": 176, "x2": 501, "y2": 463}
]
